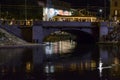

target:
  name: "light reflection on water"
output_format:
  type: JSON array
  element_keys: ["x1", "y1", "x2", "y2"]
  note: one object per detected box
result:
[
  {"x1": 44, "y1": 40, "x2": 76, "y2": 54},
  {"x1": 0, "y1": 42, "x2": 120, "y2": 79}
]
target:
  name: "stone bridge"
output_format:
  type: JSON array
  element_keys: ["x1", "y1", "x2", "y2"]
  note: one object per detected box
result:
[
  {"x1": 32, "y1": 21, "x2": 112, "y2": 44},
  {"x1": 0, "y1": 20, "x2": 114, "y2": 43}
]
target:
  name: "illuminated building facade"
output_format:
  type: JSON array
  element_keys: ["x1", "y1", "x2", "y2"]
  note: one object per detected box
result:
[
  {"x1": 110, "y1": 0, "x2": 120, "y2": 21},
  {"x1": 38, "y1": 0, "x2": 71, "y2": 21}
]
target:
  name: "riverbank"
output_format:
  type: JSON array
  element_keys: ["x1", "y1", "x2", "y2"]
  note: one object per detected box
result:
[
  {"x1": 0, "y1": 43, "x2": 44, "y2": 48},
  {"x1": 0, "y1": 28, "x2": 39, "y2": 48}
]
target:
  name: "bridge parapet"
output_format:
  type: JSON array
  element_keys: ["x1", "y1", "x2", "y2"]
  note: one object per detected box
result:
[
  {"x1": 100, "y1": 22, "x2": 116, "y2": 28},
  {"x1": 34, "y1": 21, "x2": 92, "y2": 27},
  {"x1": 100, "y1": 22, "x2": 108, "y2": 26}
]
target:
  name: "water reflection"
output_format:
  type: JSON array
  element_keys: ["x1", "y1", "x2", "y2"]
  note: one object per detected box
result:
[
  {"x1": 0, "y1": 47, "x2": 36, "y2": 80},
  {"x1": 44, "y1": 59, "x2": 97, "y2": 73},
  {"x1": 98, "y1": 45, "x2": 120, "y2": 80},
  {"x1": 43, "y1": 44, "x2": 120, "y2": 80},
  {"x1": 44, "y1": 40, "x2": 76, "y2": 54},
  {"x1": 1, "y1": 42, "x2": 120, "y2": 79}
]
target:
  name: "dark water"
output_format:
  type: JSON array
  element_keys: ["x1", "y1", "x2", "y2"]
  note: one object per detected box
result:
[{"x1": 0, "y1": 41, "x2": 120, "y2": 80}]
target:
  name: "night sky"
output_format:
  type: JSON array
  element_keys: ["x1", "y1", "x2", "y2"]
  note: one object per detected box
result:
[
  {"x1": 1, "y1": 0, "x2": 110, "y2": 10},
  {"x1": 61, "y1": 0, "x2": 109, "y2": 9}
]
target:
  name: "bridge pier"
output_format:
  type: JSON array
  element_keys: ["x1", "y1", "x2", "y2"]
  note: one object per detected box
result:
[
  {"x1": 33, "y1": 25, "x2": 59, "y2": 43},
  {"x1": 99, "y1": 22, "x2": 110, "y2": 42},
  {"x1": 33, "y1": 25, "x2": 44, "y2": 43}
]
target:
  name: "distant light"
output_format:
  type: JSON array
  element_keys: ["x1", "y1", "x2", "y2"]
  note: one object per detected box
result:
[{"x1": 99, "y1": 9, "x2": 103, "y2": 13}]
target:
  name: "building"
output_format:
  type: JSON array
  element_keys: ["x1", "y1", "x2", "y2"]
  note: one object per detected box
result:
[
  {"x1": 38, "y1": 0, "x2": 72, "y2": 21},
  {"x1": 1, "y1": 0, "x2": 71, "y2": 21},
  {"x1": 110, "y1": 0, "x2": 120, "y2": 21},
  {"x1": 1, "y1": 0, "x2": 43, "y2": 20}
]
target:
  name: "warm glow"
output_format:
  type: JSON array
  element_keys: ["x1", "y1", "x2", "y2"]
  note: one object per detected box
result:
[
  {"x1": 26, "y1": 62, "x2": 32, "y2": 72},
  {"x1": 70, "y1": 63, "x2": 77, "y2": 71},
  {"x1": 114, "y1": 57, "x2": 119, "y2": 64},
  {"x1": 53, "y1": 16, "x2": 97, "y2": 22},
  {"x1": 91, "y1": 60, "x2": 96, "y2": 69}
]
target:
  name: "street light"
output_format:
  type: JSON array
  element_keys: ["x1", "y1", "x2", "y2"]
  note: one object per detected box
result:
[
  {"x1": 99, "y1": 9, "x2": 103, "y2": 13},
  {"x1": 99, "y1": 9, "x2": 103, "y2": 20}
]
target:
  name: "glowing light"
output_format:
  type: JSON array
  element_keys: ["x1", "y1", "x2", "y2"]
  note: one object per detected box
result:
[
  {"x1": 45, "y1": 65, "x2": 55, "y2": 73},
  {"x1": 26, "y1": 62, "x2": 32, "y2": 72}
]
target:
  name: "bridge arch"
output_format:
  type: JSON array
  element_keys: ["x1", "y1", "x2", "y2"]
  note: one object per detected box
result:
[
  {"x1": 33, "y1": 25, "x2": 99, "y2": 44},
  {"x1": 61, "y1": 29, "x2": 97, "y2": 44}
]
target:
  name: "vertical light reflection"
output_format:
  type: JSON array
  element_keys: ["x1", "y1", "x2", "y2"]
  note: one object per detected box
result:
[
  {"x1": 1, "y1": 67, "x2": 7, "y2": 75},
  {"x1": 58, "y1": 40, "x2": 76, "y2": 53},
  {"x1": 110, "y1": 57, "x2": 120, "y2": 77},
  {"x1": 45, "y1": 65, "x2": 49, "y2": 73},
  {"x1": 50, "y1": 65, "x2": 54, "y2": 73},
  {"x1": 45, "y1": 65, "x2": 55, "y2": 73},
  {"x1": 59, "y1": 41, "x2": 62, "y2": 54},
  {"x1": 45, "y1": 40, "x2": 76, "y2": 54},
  {"x1": 26, "y1": 62, "x2": 32, "y2": 73},
  {"x1": 13, "y1": 67, "x2": 16, "y2": 73},
  {"x1": 70, "y1": 63, "x2": 77, "y2": 71},
  {"x1": 80, "y1": 62, "x2": 83, "y2": 70},
  {"x1": 45, "y1": 44, "x2": 53, "y2": 55},
  {"x1": 85, "y1": 61, "x2": 89, "y2": 69},
  {"x1": 114, "y1": 57, "x2": 119, "y2": 65},
  {"x1": 1, "y1": 67, "x2": 5, "y2": 73},
  {"x1": 91, "y1": 60, "x2": 96, "y2": 70},
  {"x1": 98, "y1": 58, "x2": 103, "y2": 77},
  {"x1": 55, "y1": 64, "x2": 64, "y2": 72},
  {"x1": 113, "y1": 57, "x2": 120, "y2": 72}
]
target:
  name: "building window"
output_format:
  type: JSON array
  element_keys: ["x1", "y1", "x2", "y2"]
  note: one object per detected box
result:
[{"x1": 114, "y1": 1, "x2": 118, "y2": 7}]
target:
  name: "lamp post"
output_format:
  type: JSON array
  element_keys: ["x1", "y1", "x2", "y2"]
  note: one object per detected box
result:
[
  {"x1": 25, "y1": 0, "x2": 27, "y2": 21},
  {"x1": 99, "y1": 9, "x2": 103, "y2": 20},
  {"x1": 0, "y1": 4, "x2": 1, "y2": 18},
  {"x1": 104, "y1": 0, "x2": 106, "y2": 20}
]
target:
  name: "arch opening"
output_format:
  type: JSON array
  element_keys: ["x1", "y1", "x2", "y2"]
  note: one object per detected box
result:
[
  {"x1": 61, "y1": 29, "x2": 96, "y2": 44},
  {"x1": 43, "y1": 31, "x2": 76, "y2": 42}
]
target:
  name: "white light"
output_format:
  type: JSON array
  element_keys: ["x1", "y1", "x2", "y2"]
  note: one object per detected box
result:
[
  {"x1": 99, "y1": 9, "x2": 102, "y2": 13},
  {"x1": 98, "y1": 58, "x2": 103, "y2": 77},
  {"x1": 45, "y1": 65, "x2": 49, "y2": 73},
  {"x1": 50, "y1": 65, "x2": 54, "y2": 73}
]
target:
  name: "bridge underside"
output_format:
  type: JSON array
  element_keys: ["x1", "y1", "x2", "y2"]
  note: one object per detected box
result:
[
  {"x1": 33, "y1": 24, "x2": 99, "y2": 44},
  {"x1": 62, "y1": 30, "x2": 97, "y2": 44}
]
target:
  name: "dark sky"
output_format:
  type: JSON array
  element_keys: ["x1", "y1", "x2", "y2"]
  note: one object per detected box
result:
[{"x1": 61, "y1": 0, "x2": 109, "y2": 9}]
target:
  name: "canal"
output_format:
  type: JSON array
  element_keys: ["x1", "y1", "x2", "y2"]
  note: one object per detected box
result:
[{"x1": 0, "y1": 40, "x2": 120, "y2": 80}]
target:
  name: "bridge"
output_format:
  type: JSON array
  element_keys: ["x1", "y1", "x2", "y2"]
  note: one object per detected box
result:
[
  {"x1": 33, "y1": 21, "x2": 113, "y2": 44},
  {"x1": 0, "y1": 20, "x2": 114, "y2": 44}
]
